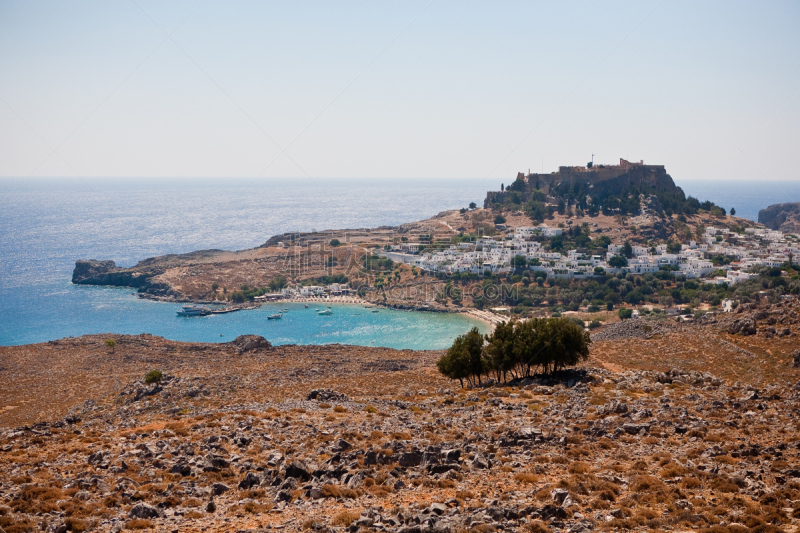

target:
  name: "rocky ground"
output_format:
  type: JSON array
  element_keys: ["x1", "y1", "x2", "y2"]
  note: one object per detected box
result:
[{"x1": 2, "y1": 317, "x2": 800, "y2": 532}]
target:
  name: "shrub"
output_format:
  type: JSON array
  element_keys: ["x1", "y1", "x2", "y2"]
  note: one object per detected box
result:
[
  {"x1": 104, "y1": 339, "x2": 116, "y2": 352},
  {"x1": 514, "y1": 473, "x2": 538, "y2": 484},
  {"x1": 65, "y1": 518, "x2": 88, "y2": 532},
  {"x1": 618, "y1": 308, "x2": 633, "y2": 320},
  {"x1": 330, "y1": 239, "x2": 341, "y2": 247},
  {"x1": 331, "y1": 512, "x2": 360, "y2": 527},
  {"x1": 144, "y1": 370, "x2": 163, "y2": 384}
]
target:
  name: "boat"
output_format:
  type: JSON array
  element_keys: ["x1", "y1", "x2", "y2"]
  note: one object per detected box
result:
[
  {"x1": 371, "y1": 309, "x2": 380, "y2": 313},
  {"x1": 177, "y1": 305, "x2": 211, "y2": 316},
  {"x1": 268, "y1": 314, "x2": 282, "y2": 320},
  {"x1": 317, "y1": 309, "x2": 332, "y2": 315},
  {"x1": 305, "y1": 304, "x2": 309, "y2": 308}
]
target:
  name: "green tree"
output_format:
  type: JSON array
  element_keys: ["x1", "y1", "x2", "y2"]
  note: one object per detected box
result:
[
  {"x1": 666, "y1": 241, "x2": 682, "y2": 254},
  {"x1": 483, "y1": 320, "x2": 517, "y2": 382},
  {"x1": 494, "y1": 214, "x2": 506, "y2": 224},
  {"x1": 623, "y1": 241, "x2": 633, "y2": 258},
  {"x1": 105, "y1": 339, "x2": 116, "y2": 353},
  {"x1": 269, "y1": 276, "x2": 288, "y2": 291},
  {"x1": 469, "y1": 202, "x2": 477, "y2": 210},
  {"x1": 730, "y1": 207, "x2": 736, "y2": 216},
  {"x1": 436, "y1": 327, "x2": 486, "y2": 387},
  {"x1": 618, "y1": 308, "x2": 633, "y2": 319},
  {"x1": 530, "y1": 318, "x2": 591, "y2": 373},
  {"x1": 608, "y1": 255, "x2": 628, "y2": 268},
  {"x1": 330, "y1": 239, "x2": 341, "y2": 247}
]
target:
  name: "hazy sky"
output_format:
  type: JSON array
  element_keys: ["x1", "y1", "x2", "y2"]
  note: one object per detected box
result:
[{"x1": 1, "y1": 1, "x2": 798, "y2": 182}]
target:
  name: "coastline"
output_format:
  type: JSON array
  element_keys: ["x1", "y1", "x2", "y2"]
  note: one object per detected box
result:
[{"x1": 464, "y1": 309, "x2": 508, "y2": 331}]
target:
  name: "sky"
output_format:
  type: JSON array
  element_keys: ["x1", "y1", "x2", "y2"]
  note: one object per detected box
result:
[{"x1": 0, "y1": 1, "x2": 798, "y2": 182}]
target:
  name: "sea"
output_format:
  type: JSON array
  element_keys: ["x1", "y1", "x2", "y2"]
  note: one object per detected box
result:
[{"x1": 0, "y1": 177, "x2": 798, "y2": 348}]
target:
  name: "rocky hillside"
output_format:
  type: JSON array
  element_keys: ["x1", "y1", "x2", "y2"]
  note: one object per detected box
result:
[
  {"x1": 2, "y1": 319, "x2": 800, "y2": 532},
  {"x1": 759, "y1": 202, "x2": 800, "y2": 233}
]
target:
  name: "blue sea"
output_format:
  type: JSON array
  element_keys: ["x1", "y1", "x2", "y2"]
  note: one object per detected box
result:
[
  {"x1": 0, "y1": 177, "x2": 492, "y2": 348},
  {"x1": 0, "y1": 177, "x2": 797, "y2": 347}
]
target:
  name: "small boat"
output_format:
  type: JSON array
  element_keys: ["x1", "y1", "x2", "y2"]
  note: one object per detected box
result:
[
  {"x1": 305, "y1": 304, "x2": 309, "y2": 308},
  {"x1": 177, "y1": 305, "x2": 211, "y2": 316},
  {"x1": 371, "y1": 309, "x2": 380, "y2": 313},
  {"x1": 317, "y1": 309, "x2": 332, "y2": 315},
  {"x1": 268, "y1": 314, "x2": 282, "y2": 320}
]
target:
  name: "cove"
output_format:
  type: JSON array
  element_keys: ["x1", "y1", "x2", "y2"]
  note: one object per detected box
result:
[{"x1": 0, "y1": 283, "x2": 487, "y2": 349}]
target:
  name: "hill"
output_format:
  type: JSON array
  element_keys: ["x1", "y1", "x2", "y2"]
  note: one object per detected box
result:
[
  {"x1": 1, "y1": 313, "x2": 800, "y2": 531},
  {"x1": 759, "y1": 202, "x2": 800, "y2": 233},
  {"x1": 484, "y1": 159, "x2": 730, "y2": 221}
]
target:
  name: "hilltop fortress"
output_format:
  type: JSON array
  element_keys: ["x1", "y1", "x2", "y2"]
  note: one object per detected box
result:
[{"x1": 484, "y1": 158, "x2": 680, "y2": 207}]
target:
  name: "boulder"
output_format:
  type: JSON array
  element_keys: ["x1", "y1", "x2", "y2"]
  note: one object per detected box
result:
[
  {"x1": 285, "y1": 460, "x2": 310, "y2": 479},
  {"x1": 307, "y1": 389, "x2": 349, "y2": 402},
  {"x1": 238, "y1": 472, "x2": 261, "y2": 491},
  {"x1": 230, "y1": 335, "x2": 272, "y2": 353},
  {"x1": 398, "y1": 451, "x2": 423, "y2": 467},
  {"x1": 210, "y1": 483, "x2": 230, "y2": 496},
  {"x1": 129, "y1": 502, "x2": 164, "y2": 519}
]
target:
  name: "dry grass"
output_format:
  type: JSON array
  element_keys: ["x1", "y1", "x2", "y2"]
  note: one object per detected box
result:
[
  {"x1": 125, "y1": 519, "x2": 154, "y2": 530},
  {"x1": 331, "y1": 511, "x2": 360, "y2": 527},
  {"x1": 514, "y1": 473, "x2": 538, "y2": 484}
]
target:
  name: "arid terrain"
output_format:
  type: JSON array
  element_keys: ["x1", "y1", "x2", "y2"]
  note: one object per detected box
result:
[{"x1": 2, "y1": 296, "x2": 800, "y2": 533}]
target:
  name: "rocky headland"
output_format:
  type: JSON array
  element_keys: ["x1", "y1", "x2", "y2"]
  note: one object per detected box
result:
[{"x1": 759, "y1": 203, "x2": 800, "y2": 234}]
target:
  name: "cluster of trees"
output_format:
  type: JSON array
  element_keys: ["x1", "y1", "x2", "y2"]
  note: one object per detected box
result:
[
  {"x1": 440, "y1": 262, "x2": 800, "y2": 315},
  {"x1": 228, "y1": 276, "x2": 290, "y2": 302},
  {"x1": 229, "y1": 284, "x2": 270, "y2": 302},
  {"x1": 436, "y1": 318, "x2": 591, "y2": 387},
  {"x1": 307, "y1": 273, "x2": 348, "y2": 286},
  {"x1": 363, "y1": 254, "x2": 395, "y2": 272}
]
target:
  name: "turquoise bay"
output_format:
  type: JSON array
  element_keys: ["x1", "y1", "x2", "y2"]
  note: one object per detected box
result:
[
  {"x1": 2, "y1": 177, "x2": 795, "y2": 348},
  {"x1": 0, "y1": 177, "x2": 490, "y2": 348},
  {"x1": 3, "y1": 282, "x2": 486, "y2": 348}
]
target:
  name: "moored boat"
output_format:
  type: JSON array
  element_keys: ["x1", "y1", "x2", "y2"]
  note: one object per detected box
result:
[
  {"x1": 268, "y1": 313, "x2": 282, "y2": 320},
  {"x1": 177, "y1": 305, "x2": 211, "y2": 316},
  {"x1": 317, "y1": 309, "x2": 332, "y2": 315}
]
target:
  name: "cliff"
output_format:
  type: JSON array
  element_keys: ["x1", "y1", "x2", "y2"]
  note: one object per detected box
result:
[
  {"x1": 72, "y1": 259, "x2": 172, "y2": 297},
  {"x1": 759, "y1": 202, "x2": 800, "y2": 233},
  {"x1": 485, "y1": 163, "x2": 684, "y2": 209}
]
